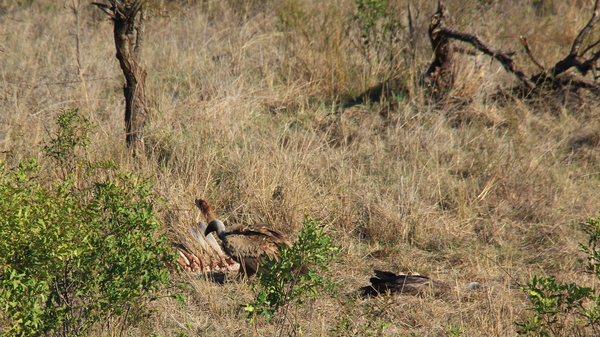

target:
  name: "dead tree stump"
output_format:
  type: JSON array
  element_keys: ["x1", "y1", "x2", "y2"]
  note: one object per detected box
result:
[{"x1": 423, "y1": 1, "x2": 456, "y2": 100}]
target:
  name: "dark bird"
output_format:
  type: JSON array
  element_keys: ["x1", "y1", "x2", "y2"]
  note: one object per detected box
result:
[
  {"x1": 197, "y1": 199, "x2": 292, "y2": 277},
  {"x1": 359, "y1": 270, "x2": 453, "y2": 297}
]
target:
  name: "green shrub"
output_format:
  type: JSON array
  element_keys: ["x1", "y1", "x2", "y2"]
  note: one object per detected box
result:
[
  {"x1": 0, "y1": 160, "x2": 175, "y2": 336},
  {"x1": 0, "y1": 109, "x2": 176, "y2": 336},
  {"x1": 0, "y1": 159, "x2": 175, "y2": 336},
  {"x1": 353, "y1": 0, "x2": 402, "y2": 66},
  {"x1": 44, "y1": 108, "x2": 95, "y2": 176},
  {"x1": 515, "y1": 216, "x2": 600, "y2": 336},
  {"x1": 244, "y1": 216, "x2": 339, "y2": 323}
]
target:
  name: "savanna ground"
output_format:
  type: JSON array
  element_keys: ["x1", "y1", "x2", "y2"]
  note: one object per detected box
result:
[{"x1": 1, "y1": 0, "x2": 600, "y2": 335}]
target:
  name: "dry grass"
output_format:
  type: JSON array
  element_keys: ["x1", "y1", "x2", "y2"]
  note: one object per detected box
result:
[{"x1": 1, "y1": 0, "x2": 600, "y2": 335}]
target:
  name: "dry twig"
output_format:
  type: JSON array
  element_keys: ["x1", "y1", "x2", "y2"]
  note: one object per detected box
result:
[{"x1": 520, "y1": 36, "x2": 545, "y2": 71}]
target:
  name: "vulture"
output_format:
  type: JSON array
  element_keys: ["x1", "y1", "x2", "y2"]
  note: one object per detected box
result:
[
  {"x1": 359, "y1": 270, "x2": 452, "y2": 297},
  {"x1": 197, "y1": 199, "x2": 292, "y2": 277},
  {"x1": 172, "y1": 216, "x2": 239, "y2": 274}
]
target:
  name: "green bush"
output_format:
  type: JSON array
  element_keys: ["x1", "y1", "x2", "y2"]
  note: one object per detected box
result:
[
  {"x1": 353, "y1": 0, "x2": 402, "y2": 66},
  {"x1": 44, "y1": 108, "x2": 95, "y2": 176},
  {"x1": 244, "y1": 216, "x2": 339, "y2": 323},
  {"x1": 0, "y1": 160, "x2": 175, "y2": 336},
  {"x1": 515, "y1": 216, "x2": 600, "y2": 336},
  {"x1": 0, "y1": 109, "x2": 176, "y2": 336}
]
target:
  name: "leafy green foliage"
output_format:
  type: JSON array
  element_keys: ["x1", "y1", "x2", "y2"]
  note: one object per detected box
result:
[
  {"x1": 581, "y1": 217, "x2": 600, "y2": 279},
  {"x1": 355, "y1": 0, "x2": 388, "y2": 40},
  {"x1": 0, "y1": 110, "x2": 176, "y2": 336},
  {"x1": 515, "y1": 276, "x2": 594, "y2": 336},
  {"x1": 0, "y1": 160, "x2": 175, "y2": 336},
  {"x1": 44, "y1": 108, "x2": 95, "y2": 175},
  {"x1": 244, "y1": 216, "x2": 339, "y2": 323},
  {"x1": 353, "y1": 0, "x2": 402, "y2": 66},
  {"x1": 515, "y1": 216, "x2": 600, "y2": 336}
]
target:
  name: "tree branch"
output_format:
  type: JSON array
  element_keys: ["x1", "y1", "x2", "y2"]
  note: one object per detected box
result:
[
  {"x1": 550, "y1": 0, "x2": 600, "y2": 77},
  {"x1": 421, "y1": 1, "x2": 600, "y2": 100},
  {"x1": 437, "y1": 26, "x2": 537, "y2": 91},
  {"x1": 520, "y1": 36, "x2": 545, "y2": 71},
  {"x1": 570, "y1": 0, "x2": 600, "y2": 57}
]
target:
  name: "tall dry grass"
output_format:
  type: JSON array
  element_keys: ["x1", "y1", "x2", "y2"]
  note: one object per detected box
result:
[{"x1": 1, "y1": 0, "x2": 600, "y2": 335}]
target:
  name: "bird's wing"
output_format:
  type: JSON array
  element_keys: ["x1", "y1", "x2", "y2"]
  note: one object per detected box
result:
[
  {"x1": 233, "y1": 225, "x2": 291, "y2": 248},
  {"x1": 373, "y1": 270, "x2": 398, "y2": 280},
  {"x1": 220, "y1": 233, "x2": 266, "y2": 276},
  {"x1": 189, "y1": 225, "x2": 210, "y2": 251}
]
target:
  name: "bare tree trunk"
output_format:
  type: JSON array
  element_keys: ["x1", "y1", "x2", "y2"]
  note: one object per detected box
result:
[{"x1": 94, "y1": 1, "x2": 148, "y2": 152}]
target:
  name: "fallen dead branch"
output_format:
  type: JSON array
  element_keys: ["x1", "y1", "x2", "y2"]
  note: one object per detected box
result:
[{"x1": 424, "y1": 0, "x2": 600, "y2": 101}]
